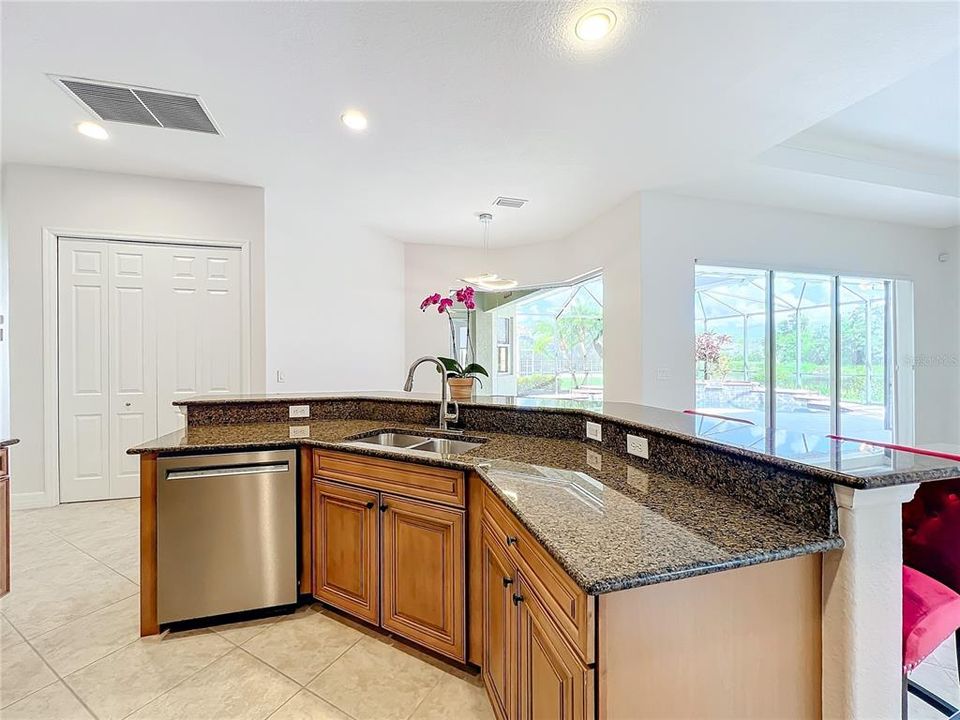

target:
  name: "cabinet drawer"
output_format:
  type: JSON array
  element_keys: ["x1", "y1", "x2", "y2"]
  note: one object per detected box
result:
[
  {"x1": 313, "y1": 450, "x2": 464, "y2": 507},
  {"x1": 482, "y1": 486, "x2": 595, "y2": 664},
  {"x1": 0, "y1": 447, "x2": 7, "y2": 477}
]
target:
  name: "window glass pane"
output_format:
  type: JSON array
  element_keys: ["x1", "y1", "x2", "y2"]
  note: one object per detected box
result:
[
  {"x1": 839, "y1": 278, "x2": 892, "y2": 442},
  {"x1": 773, "y1": 272, "x2": 833, "y2": 435},
  {"x1": 515, "y1": 276, "x2": 603, "y2": 399},
  {"x1": 694, "y1": 266, "x2": 767, "y2": 426}
]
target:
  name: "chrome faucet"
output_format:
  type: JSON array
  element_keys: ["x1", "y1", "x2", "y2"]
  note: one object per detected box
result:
[{"x1": 403, "y1": 356, "x2": 459, "y2": 430}]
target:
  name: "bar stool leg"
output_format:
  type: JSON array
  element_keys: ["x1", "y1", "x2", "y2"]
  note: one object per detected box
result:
[{"x1": 903, "y1": 675, "x2": 909, "y2": 720}]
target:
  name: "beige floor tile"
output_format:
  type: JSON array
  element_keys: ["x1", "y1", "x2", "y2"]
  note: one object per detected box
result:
[
  {"x1": 65, "y1": 629, "x2": 232, "y2": 720},
  {"x1": 32, "y1": 594, "x2": 140, "y2": 675},
  {"x1": 912, "y1": 660, "x2": 960, "y2": 706},
  {"x1": 927, "y1": 634, "x2": 959, "y2": 672},
  {"x1": 212, "y1": 614, "x2": 281, "y2": 646},
  {"x1": 268, "y1": 690, "x2": 353, "y2": 720},
  {"x1": 0, "y1": 560, "x2": 138, "y2": 638},
  {"x1": 0, "y1": 641, "x2": 58, "y2": 708},
  {"x1": 1, "y1": 680, "x2": 95, "y2": 720},
  {"x1": 242, "y1": 610, "x2": 363, "y2": 685},
  {"x1": 308, "y1": 636, "x2": 443, "y2": 720},
  {"x1": 126, "y1": 648, "x2": 298, "y2": 720},
  {"x1": 410, "y1": 673, "x2": 495, "y2": 720},
  {"x1": 1, "y1": 614, "x2": 25, "y2": 649}
]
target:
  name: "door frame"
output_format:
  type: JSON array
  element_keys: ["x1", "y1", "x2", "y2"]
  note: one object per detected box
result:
[{"x1": 42, "y1": 227, "x2": 253, "y2": 507}]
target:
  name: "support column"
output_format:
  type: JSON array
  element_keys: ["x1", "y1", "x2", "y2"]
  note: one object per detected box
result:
[{"x1": 822, "y1": 483, "x2": 918, "y2": 720}]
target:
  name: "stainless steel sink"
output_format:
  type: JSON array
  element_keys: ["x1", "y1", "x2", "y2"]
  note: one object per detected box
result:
[
  {"x1": 347, "y1": 432, "x2": 483, "y2": 456},
  {"x1": 352, "y1": 432, "x2": 433, "y2": 449}
]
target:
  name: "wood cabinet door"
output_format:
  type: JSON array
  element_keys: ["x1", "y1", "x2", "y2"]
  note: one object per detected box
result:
[
  {"x1": 0, "y1": 475, "x2": 8, "y2": 598},
  {"x1": 516, "y1": 573, "x2": 592, "y2": 720},
  {"x1": 381, "y1": 493, "x2": 465, "y2": 661},
  {"x1": 312, "y1": 479, "x2": 379, "y2": 624},
  {"x1": 482, "y1": 523, "x2": 517, "y2": 720}
]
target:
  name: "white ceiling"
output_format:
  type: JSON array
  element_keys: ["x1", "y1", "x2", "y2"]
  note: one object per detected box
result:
[{"x1": 3, "y1": 1, "x2": 958, "y2": 246}]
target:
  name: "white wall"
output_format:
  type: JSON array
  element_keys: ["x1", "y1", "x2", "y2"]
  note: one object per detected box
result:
[
  {"x1": 264, "y1": 185, "x2": 405, "y2": 393},
  {"x1": 404, "y1": 195, "x2": 642, "y2": 397},
  {"x1": 403, "y1": 191, "x2": 960, "y2": 445},
  {"x1": 638, "y1": 192, "x2": 960, "y2": 445},
  {"x1": 2, "y1": 164, "x2": 266, "y2": 505}
]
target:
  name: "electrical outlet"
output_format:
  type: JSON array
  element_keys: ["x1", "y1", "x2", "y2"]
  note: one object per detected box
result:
[
  {"x1": 288, "y1": 425, "x2": 310, "y2": 439},
  {"x1": 627, "y1": 434, "x2": 649, "y2": 459},
  {"x1": 585, "y1": 420, "x2": 602, "y2": 442},
  {"x1": 288, "y1": 405, "x2": 310, "y2": 419},
  {"x1": 657, "y1": 367, "x2": 671, "y2": 381},
  {"x1": 276, "y1": 370, "x2": 286, "y2": 383}
]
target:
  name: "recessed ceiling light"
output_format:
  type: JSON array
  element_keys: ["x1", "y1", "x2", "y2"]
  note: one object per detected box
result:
[
  {"x1": 340, "y1": 110, "x2": 368, "y2": 132},
  {"x1": 76, "y1": 120, "x2": 108, "y2": 140},
  {"x1": 575, "y1": 8, "x2": 616, "y2": 42}
]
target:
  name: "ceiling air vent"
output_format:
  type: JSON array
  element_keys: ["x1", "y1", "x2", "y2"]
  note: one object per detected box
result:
[
  {"x1": 493, "y1": 196, "x2": 528, "y2": 209},
  {"x1": 53, "y1": 76, "x2": 220, "y2": 135}
]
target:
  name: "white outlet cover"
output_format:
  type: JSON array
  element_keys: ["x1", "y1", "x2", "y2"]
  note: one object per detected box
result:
[
  {"x1": 585, "y1": 420, "x2": 602, "y2": 442},
  {"x1": 627, "y1": 434, "x2": 649, "y2": 459},
  {"x1": 288, "y1": 425, "x2": 310, "y2": 439},
  {"x1": 288, "y1": 405, "x2": 310, "y2": 419}
]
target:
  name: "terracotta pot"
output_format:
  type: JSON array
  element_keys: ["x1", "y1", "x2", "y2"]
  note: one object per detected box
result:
[{"x1": 447, "y1": 377, "x2": 475, "y2": 401}]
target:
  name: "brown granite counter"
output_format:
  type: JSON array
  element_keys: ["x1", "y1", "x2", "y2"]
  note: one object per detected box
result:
[
  {"x1": 170, "y1": 392, "x2": 960, "y2": 488},
  {"x1": 130, "y1": 419, "x2": 840, "y2": 595}
]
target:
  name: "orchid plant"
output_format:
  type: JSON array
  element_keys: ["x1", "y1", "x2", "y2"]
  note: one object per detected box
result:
[{"x1": 420, "y1": 286, "x2": 489, "y2": 384}]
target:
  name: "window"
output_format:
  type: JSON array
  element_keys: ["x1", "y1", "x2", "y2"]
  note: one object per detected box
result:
[
  {"x1": 695, "y1": 265, "x2": 897, "y2": 441},
  {"x1": 496, "y1": 317, "x2": 512, "y2": 374},
  {"x1": 460, "y1": 274, "x2": 603, "y2": 400}
]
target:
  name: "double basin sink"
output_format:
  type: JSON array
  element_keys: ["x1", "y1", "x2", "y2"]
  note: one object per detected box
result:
[{"x1": 346, "y1": 432, "x2": 484, "y2": 456}]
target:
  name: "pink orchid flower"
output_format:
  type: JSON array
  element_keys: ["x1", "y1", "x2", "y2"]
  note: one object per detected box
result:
[
  {"x1": 420, "y1": 293, "x2": 442, "y2": 311},
  {"x1": 438, "y1": 297, "x2": 454, "y2": 313}
]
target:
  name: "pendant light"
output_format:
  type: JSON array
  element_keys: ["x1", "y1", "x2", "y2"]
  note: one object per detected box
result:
[{"x1": 461, "y1": 212, "x2": 518, "y2": 290}]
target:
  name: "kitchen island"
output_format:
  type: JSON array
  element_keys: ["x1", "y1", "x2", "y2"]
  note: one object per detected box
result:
[{"x1": 131, "y1": 392, "x2": 959, "y2": 719}]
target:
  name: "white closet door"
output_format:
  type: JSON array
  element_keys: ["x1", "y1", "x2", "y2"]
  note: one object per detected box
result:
[
  {"x1": 59, "y1": 240, "x2": 110, "y2": 502},
  {"x1": 60, "y1": 239, "x2": 245, "y2": 503},
  {"x1": 156, "y1": 246, "x2": 242, "y2": 436},
  {"x1": 108, "y1": 244, "x2": 158, "y2": 499}
]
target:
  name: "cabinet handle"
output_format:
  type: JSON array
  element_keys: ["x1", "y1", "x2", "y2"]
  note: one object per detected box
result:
[
  {"x1": 365, "y1": 501, "x2": 374, "y2": 509},
  {"x1": 506, "y1": 536, "x2": 518, "y2": 546},
  {"x1": 502, "y1": 577, "x2": 513, "y2": 587},
  {"x1": 379, "y1": 504, "x2": 389, "y2": 512},
  {"x1": 512, "y1": 593, "x2": 524, "y2": 606}
]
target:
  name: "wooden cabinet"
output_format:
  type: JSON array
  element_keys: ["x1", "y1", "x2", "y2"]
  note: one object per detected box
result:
[
  {"x1": 312, "y1": 479, "x2": 380, "y2": 625},
  {"x1": 516, "y1": 572, "x2": 592, "y2": 720},
  {"x1": 480, "y1": 490, "x2": 594, "y2": 720},
  {"x1": 482, "y1": 523, "x2": 517, "y2": 720},
  {"x1": 311, "y1": 451, "x2": 466, "y2": 662},
  {"x1": 381, "y1": 494, "x2": 464, "y2": 661}
]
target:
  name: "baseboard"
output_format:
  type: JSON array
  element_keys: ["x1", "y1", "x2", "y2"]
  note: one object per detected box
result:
[{"x1": 11, "y1": 491, "x2": 53, "y2": 510}]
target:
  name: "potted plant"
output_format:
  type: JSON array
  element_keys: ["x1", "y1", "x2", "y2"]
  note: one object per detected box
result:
[
  {"x1": 420, "y1": 285, "x2": 489, "y2": 399},
  {"x1": 437, "y1": 356, "x2": 489, "y2": 400}
]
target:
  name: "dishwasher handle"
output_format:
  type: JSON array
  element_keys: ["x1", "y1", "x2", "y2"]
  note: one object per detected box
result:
[{"x1": 165, "y1": 462, "x2": 290, "y2": 481}]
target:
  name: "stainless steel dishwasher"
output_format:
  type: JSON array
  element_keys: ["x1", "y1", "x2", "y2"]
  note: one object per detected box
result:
[{"x1": 157, "y1": 449, "x2": 298, "y2": 625}]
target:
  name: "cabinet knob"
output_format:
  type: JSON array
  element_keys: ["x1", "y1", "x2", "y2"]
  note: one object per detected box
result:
[
  {"x1": 506, "y1": 536, "x2": 518, "y2": 546},
  {"x1": 365, "y1": 501, "x2": 374, "y2": 509},
  {"x1": 379, "y1": 504, "x2": 389, "y2": 512},
  {"x1": 512, "y1": 593, "x2": 524, "y2": 606},
  {"x1": 502, "y1": 577, "x2": 513, "y2": 587}
]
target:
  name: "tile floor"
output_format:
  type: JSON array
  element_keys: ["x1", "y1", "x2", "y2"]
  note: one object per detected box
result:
[{"x1": 0, "y1": 500, "x2": 494, "y2": 720}]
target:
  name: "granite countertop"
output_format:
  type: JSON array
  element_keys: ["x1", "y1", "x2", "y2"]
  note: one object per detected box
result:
[
  {"x1": 171, "y1": 392, "x2": 960, "y2": 488},
  {"x1": 0, "y1": 438, "x2": 20, "y2": 448},
  {"x1": 130, "y1": 420, "x2": 841, "y2": 595}
]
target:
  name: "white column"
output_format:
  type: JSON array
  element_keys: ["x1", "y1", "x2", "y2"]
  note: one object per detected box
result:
[{"x1": 822, "y1": 483, "x2": 918, "y2": 720}]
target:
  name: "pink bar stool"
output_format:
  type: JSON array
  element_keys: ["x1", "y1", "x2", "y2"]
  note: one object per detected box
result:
[
  {"x1": 903, "y1": 478, "x2": 960, "y2": 717},
  {"x1": 903, "y1": 566, "x2": 960, "y2": 717}
]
